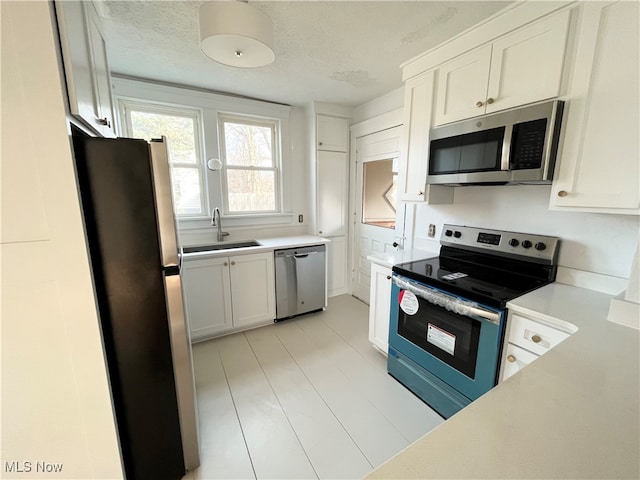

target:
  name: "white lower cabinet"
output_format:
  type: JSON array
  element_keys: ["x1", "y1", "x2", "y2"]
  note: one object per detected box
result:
[
  {"x1": 501, "y1": 343, "x2": 539, "y2": 381},
  {"x1": 182, "y1": 252, "x2": 275, "y2": 341},
  {"x1": 500, "y1": 310, "x2": 572, "y2": 382},
  {"x1": 368, "y1": 263, "x2": 393, "y2": 355}
]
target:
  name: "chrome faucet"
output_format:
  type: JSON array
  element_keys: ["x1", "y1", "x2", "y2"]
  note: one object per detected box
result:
[{"x1": 211, "y1": 207, "x2": 229, "y2": 242}]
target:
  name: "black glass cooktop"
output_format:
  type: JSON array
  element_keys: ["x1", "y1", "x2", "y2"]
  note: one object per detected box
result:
[{"x1": 392, "y1": 247, "x2": 555, "y2": 308}]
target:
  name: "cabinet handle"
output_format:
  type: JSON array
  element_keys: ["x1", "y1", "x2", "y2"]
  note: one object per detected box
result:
[
  {"x1": 418, "y1": 191, "x2": 424, "y2": 196},
  {"x1": 319, "y1": 231, "x2": 323, "y2": 234},
  {"x1": 224, "y1": 262, "x2": 228, "y2": 266},
  {"x1": 507, "y1": 354, "x2": 516, "y2": 363},
  {"x1": 531, "y1": 334, "x2": 542, "y2": 343},
  {"x1": 476, "y1": 101, "x2": 484, "y2": 108},
  {"x1": 386, "y1": 275, "x2": 392, "y2": 280},
  {"x1": 486, "y1": 97, "x2": 495, "y2": 105},
  {"x1": 231, "y1": 261, "x2": 236, "y2": 266},
  {"x1": 557, "y1": 190, "x2": 569, "y2": 198},
  {"x1": 97, "y1": 117, "x2": 111, "y2": 128},
  {"x1": 318, "y1": 142, "x2": 323, "y2": 146}
]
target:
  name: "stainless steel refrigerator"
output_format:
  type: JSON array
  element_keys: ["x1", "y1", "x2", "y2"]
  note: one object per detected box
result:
[{"x1": 73, "y1": 135, "x2": 199, "y2": 480}]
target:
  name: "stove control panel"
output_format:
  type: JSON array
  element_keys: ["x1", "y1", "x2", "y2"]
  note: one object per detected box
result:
[{"x1": 441, "y1": 224, "x2": 560, "y2": 264}]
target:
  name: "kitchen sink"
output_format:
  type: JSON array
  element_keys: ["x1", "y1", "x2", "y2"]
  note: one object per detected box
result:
[{"x1": 182, "y1": 241, "x2": 261, "y2": 254}]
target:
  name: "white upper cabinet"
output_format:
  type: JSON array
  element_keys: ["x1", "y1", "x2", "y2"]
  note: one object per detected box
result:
[
  {"x1": 55, "y1": 1, "x2": 116, "y2": 137},
  {"x1": 434, "y1": 46, "x2": 492, "y2": 126},
  {"x1": 398, "y1": 71, "x2": 453, "y2": 204},
  {"x1": 317, "y1": 115, "x2": 349, "y2": 152},
  {"x1": 550, "y1": 1, "x2": 639, "y2": 214},
  {"x1": 434, "y1": 10, "x2": 570, "y2": 126}
]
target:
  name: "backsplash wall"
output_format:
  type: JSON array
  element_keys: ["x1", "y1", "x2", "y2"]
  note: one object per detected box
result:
[{"x1": 412, "y1": 185, "x2": 639, "y2": 282}]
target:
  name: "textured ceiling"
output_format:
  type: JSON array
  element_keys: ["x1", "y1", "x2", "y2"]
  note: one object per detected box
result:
[{"x1": 102, "y1": 1, "x2": 510, "y2": 107}]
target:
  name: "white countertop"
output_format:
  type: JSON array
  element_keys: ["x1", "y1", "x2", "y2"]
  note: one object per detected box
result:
[
  {"x1": 182, "y1": 235, "x2": 328, "y2": 259},
  {"x1": 367, "y1": 248, "x2": 440, "y2": 268},
  {"x1": 367, "y1": 283, "x2": 639, "y2": 479}
]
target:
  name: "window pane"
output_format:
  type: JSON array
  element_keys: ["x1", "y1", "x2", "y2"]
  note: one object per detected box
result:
[
  {"x1": 226, "y1": 169, "x2": 275, "y2": 212},
  {"x1": 172, "y1": 168, "x2": 202, "y2": 215},
  {"x1": 223, "y1": 122, "x2": 273, "y2": 167},
  {"x1": 130, "y1": 111, "x2": 198, "y2": 164}
]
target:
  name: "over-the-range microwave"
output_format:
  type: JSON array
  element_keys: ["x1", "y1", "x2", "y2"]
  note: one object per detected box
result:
[{"x1": 427, "y1": 100, "x2": 564, "y2": 186}]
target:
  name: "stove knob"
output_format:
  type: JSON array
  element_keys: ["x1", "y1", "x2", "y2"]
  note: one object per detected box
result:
[
  {"x1": 535, "y1": 242, "x2": 547, "y2": 251},
  {"x1": 445, "y1": 229, "x2": 453, "y2": 237},
  {"x1": 522, "y1": 240, "x2": 533, "y2": 249},
  {"x1": 509, "y1": 238, "x2": 519, "y2": 247},
  {"x1": 453, "y1": 231, "x2": 462, "y2": 238}
]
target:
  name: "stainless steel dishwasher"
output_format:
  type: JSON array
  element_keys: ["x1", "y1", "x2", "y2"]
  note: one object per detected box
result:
[{"x1": 274, "y1": 244, "x2": 326, "y2": 320}]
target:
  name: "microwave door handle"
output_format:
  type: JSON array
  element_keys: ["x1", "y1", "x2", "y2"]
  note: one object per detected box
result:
[{"x1": 500, "y1": 124, "x2": 513, "y2": 171}]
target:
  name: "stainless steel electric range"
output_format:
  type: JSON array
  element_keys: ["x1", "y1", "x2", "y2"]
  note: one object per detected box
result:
[{"x1": 388, "y1": 224, "x2": 560, "y2": 418}]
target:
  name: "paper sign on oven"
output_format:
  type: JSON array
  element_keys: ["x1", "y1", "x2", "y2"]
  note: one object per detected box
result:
[{"x1": 427, "y1": 324, "x2": 456, "y2": 355}]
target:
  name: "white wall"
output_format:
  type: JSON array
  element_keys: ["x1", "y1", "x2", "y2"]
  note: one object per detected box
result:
[
  {"x1": 413, "y1": 186, "x2": 639, "y2": 287},
  {"x1": 352, "y1": 87, "x2": 404, "y2": 124},
  {"x1": 1, "y1": 2, "x2": 123, "y2": 478}
]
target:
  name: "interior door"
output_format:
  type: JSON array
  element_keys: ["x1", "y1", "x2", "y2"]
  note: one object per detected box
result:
[{"x1": 352, "y1": 127, "x2": 403, "y2": 303}]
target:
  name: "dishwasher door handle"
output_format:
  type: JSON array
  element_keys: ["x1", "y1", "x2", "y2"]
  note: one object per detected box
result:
[{"x1": 282, "y1": 251, "x2": 319, "y2": 258}]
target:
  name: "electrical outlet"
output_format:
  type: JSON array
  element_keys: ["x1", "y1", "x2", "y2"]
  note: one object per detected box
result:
[
  {"x1": 298, "y1": 214, "x2": 304, "y2": 223},
  {"x1": 428, "y1": 224, "x2": 436, "y2": 238}
]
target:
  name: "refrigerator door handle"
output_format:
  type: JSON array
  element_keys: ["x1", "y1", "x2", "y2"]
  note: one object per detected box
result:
[
  {"x1": 164, "y1": 273, "x2": 200, "y2": 471},
  {"x1": 149, "y1": 138, "x2": 180, "y2": 268}
]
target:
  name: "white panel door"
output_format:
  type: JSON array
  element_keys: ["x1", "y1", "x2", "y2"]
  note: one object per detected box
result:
[
  {"x1": 551, "y1": 1, "x2": 640, "y2": 213},
  {"x1": 486, "y1": 10, "x2": 570, "y2": 114},
  {"x1": 352, "y1": 127, "x2": 402, "y2": 303},
  {"x1": 368, "y1": 263, "x2": 393, "y2": 354},
  {"x1": 317, "y1": 150, "x2": 348, "y2": 236},
  {"x1": 398, "y1": 71, "x2": 454, "y2": 204},
  {"x1": 229, "y1": 252, "x2": 275, "y2": 327},
  {"x1": 182, "y1": 257, "x2": 233, "y2": 340},
  {"x1": 434, "y1": 45, "x2": 492, "y2": 125},
  {"x1": 317, "y1": 115, "x2": 349, "y2": 151}
]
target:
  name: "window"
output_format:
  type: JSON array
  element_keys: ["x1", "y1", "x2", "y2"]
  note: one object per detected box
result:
[
  {"x1": 219, "y1": 115, "x2": 280, "y2": 214},
  {"x1": 120, "y1": 101, "x2": 206, "y2": 217}
]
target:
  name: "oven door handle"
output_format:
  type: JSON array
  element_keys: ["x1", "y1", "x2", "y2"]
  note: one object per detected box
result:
[{"x1": 393, "y1": 276, "x2": 501, "y2": 325}]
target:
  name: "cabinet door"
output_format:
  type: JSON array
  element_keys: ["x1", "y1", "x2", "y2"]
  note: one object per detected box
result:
[
  {"x1": 55, "y1": 1, "x2": 116, "y2": 137},
  {"x1": 55, "y1": 1, "x2": 97, "y2": 130},
  {"x1": 434, "y1": 45, "x2": 492, "y2": 125},
  {"x1": 317, "y1": 115, "x2": 348, "y2": 151},
  {"x1": 501, "y1": 343, "x2": 539, "y2": 382},
  {"x1": 486, "y1": 11, "x2": 570, "y2": 114},
  {"x1": 229, "y1": 252, "x2": 275, "y2": 328},
  {"x1": 85, "y1": 4, "x2": 116, "y2": 138},
  {"x1": 317, "y1": 151, "x2": 348, "y2": 236},
  {"x1": 398, "y1": 71, "x2": 454, "y2": 204},
  {"x1": 368, "y1": 263, "x2": 392, "y2": 355},
  {"x1": 551, "y1": 1, "x2": 639, "y2": 213},
  {"x1": 182, "y1": 257, "x2": 233, "y2": 341}
]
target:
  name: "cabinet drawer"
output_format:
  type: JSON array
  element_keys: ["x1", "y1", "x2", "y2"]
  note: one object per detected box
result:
[
  {"x1": 509, "y1": 313, "x2": 570, "y2": 355},
  {"x1": 502, "y1": 342, "x2": 539, "y2": 381}
]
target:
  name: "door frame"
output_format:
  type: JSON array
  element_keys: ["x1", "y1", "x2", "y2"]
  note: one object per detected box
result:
[{"x1": 348, "y1": 108, "x2": 404, "y2": 298}]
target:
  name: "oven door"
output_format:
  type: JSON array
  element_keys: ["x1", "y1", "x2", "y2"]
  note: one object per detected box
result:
[{"x1": 388, "y1": 275, "x2": 505, "y2": 402}]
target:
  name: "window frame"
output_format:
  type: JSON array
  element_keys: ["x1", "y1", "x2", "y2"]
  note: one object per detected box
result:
[
  {"x1": 218, "y1": 113, "x2": 282, "y2": 215},
  {"x1": 118, "y1": 99, "x2": 208, "y2": 218}
]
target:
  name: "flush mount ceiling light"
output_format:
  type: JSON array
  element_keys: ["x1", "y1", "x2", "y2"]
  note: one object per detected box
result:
[{"x1": 199, "y1": 1, "x2": 275, "y2": 68}]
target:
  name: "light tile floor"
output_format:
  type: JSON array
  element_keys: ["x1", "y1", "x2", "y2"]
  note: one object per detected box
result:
[{"x1": 183, "y1": 295, "x2": 443, "y2": 480}]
